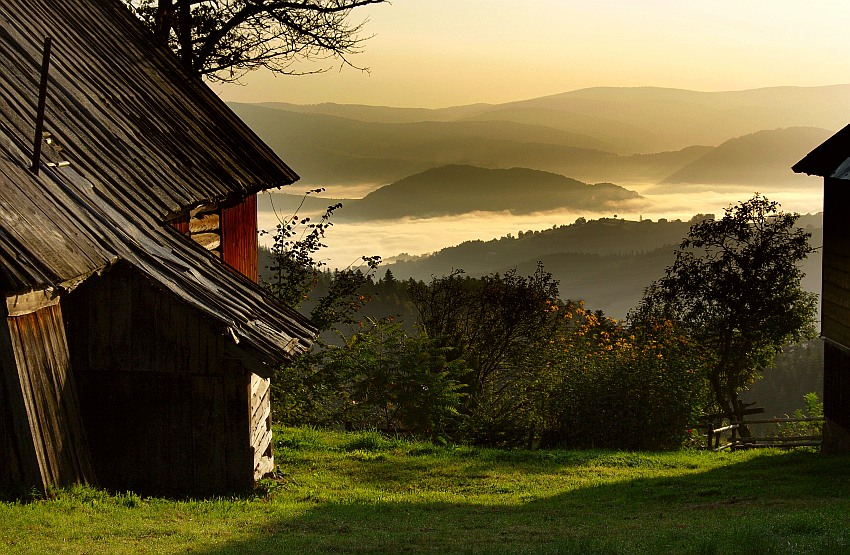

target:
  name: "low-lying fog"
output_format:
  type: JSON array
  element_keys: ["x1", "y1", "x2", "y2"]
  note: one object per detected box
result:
[{"x1": 258, "y1": 182, "x2": 824, "y2": 271}]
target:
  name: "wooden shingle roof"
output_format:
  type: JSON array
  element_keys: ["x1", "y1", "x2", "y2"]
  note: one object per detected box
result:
[
  {"x1": 793, "y1": 124, "x2": 850, "y2": 180},
  {"x1": 0, "y1": 0, "x2": 299, "y2": 223},
  {"x1": 0, "y1": 0, "x2": 315, "y2": 367},
  {"x1": 0, "y1": 129, "x2": 315, "y2": 368}
]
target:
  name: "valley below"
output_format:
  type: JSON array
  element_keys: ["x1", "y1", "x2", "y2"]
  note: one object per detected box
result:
[{"x1": 251, "y1": 84, "x2": 835, "y2": 320}]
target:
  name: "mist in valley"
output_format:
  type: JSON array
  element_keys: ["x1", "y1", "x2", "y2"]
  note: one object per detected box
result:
[{"x1": 259, "y1": 183, "x2": 822, "y2": 264}]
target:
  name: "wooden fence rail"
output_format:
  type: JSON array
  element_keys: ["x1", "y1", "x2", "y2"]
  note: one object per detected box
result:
[{"x1": 705, "y1": 414, "x2": 824, "y2": 451}]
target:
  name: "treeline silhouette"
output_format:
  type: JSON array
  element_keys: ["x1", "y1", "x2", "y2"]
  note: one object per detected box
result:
[
  {"x1": 258, "y1": 211, "x2": 823, "y2": 448},
  {"x1": 261, "y1": 260, "x2": 705, "y2": 449}
]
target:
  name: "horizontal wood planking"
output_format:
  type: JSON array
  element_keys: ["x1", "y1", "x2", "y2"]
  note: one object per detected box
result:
[
  {"x1": 253, "y1": 427, "x2": 273, "y2": 474},
  {"x1": 250, "y1": 373, "x2": 273, "y2": 479},
  {"x1": 191, "y1": 232, "x2": 221, "y2": 252},
  {"x1": 189, "y1": 213, "x2": 221, "y2": 234}
]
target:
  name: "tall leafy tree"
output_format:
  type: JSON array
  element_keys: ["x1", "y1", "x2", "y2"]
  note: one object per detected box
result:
[
  {"x1": 409, "y1": 265, "x2": 563, "y2": 446},
  {"x1": 637, "y1": 195, "x2": 818, "y2": 419},
  {"x1": 124, "y1": 0, "x2": 389, "y2": 81}
]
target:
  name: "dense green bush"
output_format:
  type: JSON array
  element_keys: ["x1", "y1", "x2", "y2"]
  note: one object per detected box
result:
[
  {"x1": 409, "y1": 266, "x2": 563, "y2": 447},
  {"x1": 273, "y1": 267, "x2": 709, "y2": 450},
  {"x1": 273, "y1": 318, "x2": 466, "y2": 439},
  {"x1": 779, "y1": 392, "x2": 824, "y2": 438},
  {"x1": 541, "y1": 307, "x2": 709, "y2": 450}
]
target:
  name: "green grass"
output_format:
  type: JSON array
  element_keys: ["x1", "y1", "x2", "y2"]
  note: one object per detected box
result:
[{"x1": 1, "y1": 426, "x2": 850, "y2": 554}]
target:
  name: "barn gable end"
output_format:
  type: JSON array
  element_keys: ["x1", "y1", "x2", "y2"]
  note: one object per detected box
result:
[
  {"x1": 62, "y1": 263, "x2": 266, "y2": 495},
  {"x1": 0, "y1": 0, "x2": 315, "y2": 495}
]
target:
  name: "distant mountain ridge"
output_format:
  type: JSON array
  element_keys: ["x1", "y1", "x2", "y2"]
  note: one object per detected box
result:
[
  {"x1": 230, "y1": 85, "x2": 848, "y2": 190},
  {"x1": 660, "y1": 127, "x2": 833, "y2": 185},
  {"x1": 258, "y1": 85, "x2": 850, "y2": 134}
]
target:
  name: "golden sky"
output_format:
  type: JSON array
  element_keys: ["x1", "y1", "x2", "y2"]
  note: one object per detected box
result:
[{"x1": 215, "y1": 0, "x2": 850, "y2": 107}]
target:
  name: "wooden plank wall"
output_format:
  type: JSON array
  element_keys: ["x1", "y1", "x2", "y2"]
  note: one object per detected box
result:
[
  {"x1": 824, "y1": 343, "x2": 850, "y2": 430},
  {"x1": 64, "y1": 264, "x2": 255, "y2": 495},
  {"x1": 0, "y1": 305, "x2": 32, "y2": 491},
  {"x1": 250, "y1": 373, "x2": 274, "y2": 480},
  {"x1": 821, "y1": 177, "x2": 850, "y2": 449},
  {"x1": 222, "y1": 194, "x2": 259, "y2": 283},
  {"x1": 170, "y1": 214, "x2": 190, "y2": 235},
  {"x1": 189, "y1": 203, "x2": 223, "y2": 257},
  {"x1": 822, "y1": 178, "x2": 850, "y2": 348},
  {"x1": 72, "y1": 371, "x2": 252, "y2": 495},
  {"x1": 1, "y1": 302, "x2": 94, "y2": 490}
]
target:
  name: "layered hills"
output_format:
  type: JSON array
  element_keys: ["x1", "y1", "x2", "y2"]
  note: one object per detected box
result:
[
  {"x1": 231, "y1": 85, "x2": 845, "y2": 190},
  {"x1": 247, "y1": 86, "x2": 833, "y2": 316},
  {"x1": 661, "y1": 127, "x2": 833, "y2": 186}
]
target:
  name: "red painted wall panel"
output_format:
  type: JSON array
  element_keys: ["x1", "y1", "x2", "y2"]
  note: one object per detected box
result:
[
  {"x1": 169, "y1": 214, "x2": 190, "y2": 234},
  {"x1": 221, "y1": 194, "x2": 258, "y2": 282}
]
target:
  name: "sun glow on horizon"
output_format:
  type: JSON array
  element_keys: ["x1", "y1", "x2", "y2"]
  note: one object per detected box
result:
[{"x1": 214, "y1": 1, "x2": 850, "y2": 108}]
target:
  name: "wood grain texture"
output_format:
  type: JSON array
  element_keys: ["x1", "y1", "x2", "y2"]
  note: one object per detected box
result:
[{"x1": 3, "y1": 302, "x2": 94, "y2": 489}]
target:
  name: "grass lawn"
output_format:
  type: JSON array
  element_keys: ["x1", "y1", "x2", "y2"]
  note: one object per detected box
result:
[{"x1": 1, "y1": 426, "x2": 849, "y2": 554}]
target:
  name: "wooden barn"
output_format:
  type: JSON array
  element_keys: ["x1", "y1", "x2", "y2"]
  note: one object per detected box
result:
[
  {"x1": 0, "y1": 0, "x2": 316, "y2": 495},
  {"x1": 794, "y1": 125, "x2": 850, "y2": 452}
]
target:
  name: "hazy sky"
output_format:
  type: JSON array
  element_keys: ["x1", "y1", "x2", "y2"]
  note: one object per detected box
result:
[{"x1": 214, "y1": 0, "x2": 850, "y2": 108}]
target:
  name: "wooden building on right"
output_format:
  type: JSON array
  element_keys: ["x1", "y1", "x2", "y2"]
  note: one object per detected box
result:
[{"x1": 794, "y1": 125, "x2": 850, "y2": 451}]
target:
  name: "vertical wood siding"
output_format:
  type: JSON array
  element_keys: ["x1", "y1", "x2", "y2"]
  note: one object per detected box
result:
[
  {"x1": 825, "y1": 343, "x2": 850, "y2": 430},
  {"x1": 72, "y1": 370, "x2": 252, "y2": 495},
  {"x1": 0, "y1": 307, "x2": 31, "y2": 490},
  {"x1": 822, "y1": 178, "x2": 850, "y2": 347},
  {"x1": 2, "y1": 303, "x2": 94, "y2": 489},
  {"x1": 170, "y1": 214, "x2": 190, "y2": 235},
  {"x1": 822, "y1": 177, "x2": 850, "y2": 443},
  {"x1": 63, "y1": 264, "x2": 255, "y2": 495},
  {"x1": 222, "y1": 195, "x2": 259, "y2": 282}
]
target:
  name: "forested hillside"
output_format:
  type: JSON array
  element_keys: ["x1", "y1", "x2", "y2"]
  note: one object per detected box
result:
[
  {"x1": 260, "y1": 213, "x2": 823, "y2": 322},
  {"x1": 339, "y1": 165, "x2": 640, "y2": 219},
  {"x1": 383, "y1": 214, "x2": 823, "y2": 320}
]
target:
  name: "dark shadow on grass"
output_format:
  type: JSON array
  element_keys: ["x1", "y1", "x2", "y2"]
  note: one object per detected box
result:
[{"x1": 196, "y1": 450, "x2": 850, "y2": 555}]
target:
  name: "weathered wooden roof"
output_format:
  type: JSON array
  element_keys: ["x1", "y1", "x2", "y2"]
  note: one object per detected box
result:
[
  {"x1": 0, "y1": 0, "x2": 299, "y2": 223},
  {"x1": 0, "y1": 135, "x2": 314, "y2": 368},
  {"x1": 0, "y1": 0, "x2": 315, "y2": 368},
  {"x1": 793, "y1": 124, "x2": 850, "y2": 180}
]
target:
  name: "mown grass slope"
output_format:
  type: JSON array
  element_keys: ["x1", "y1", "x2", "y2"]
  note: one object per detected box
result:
[{"x1": 1, "y1": 427, "x2": 849, "y2": 554}]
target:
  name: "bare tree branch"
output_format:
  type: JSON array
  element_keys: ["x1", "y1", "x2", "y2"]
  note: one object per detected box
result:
[{"x1": 124, "y1": 0, "x2": 389, "y2": 82}]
